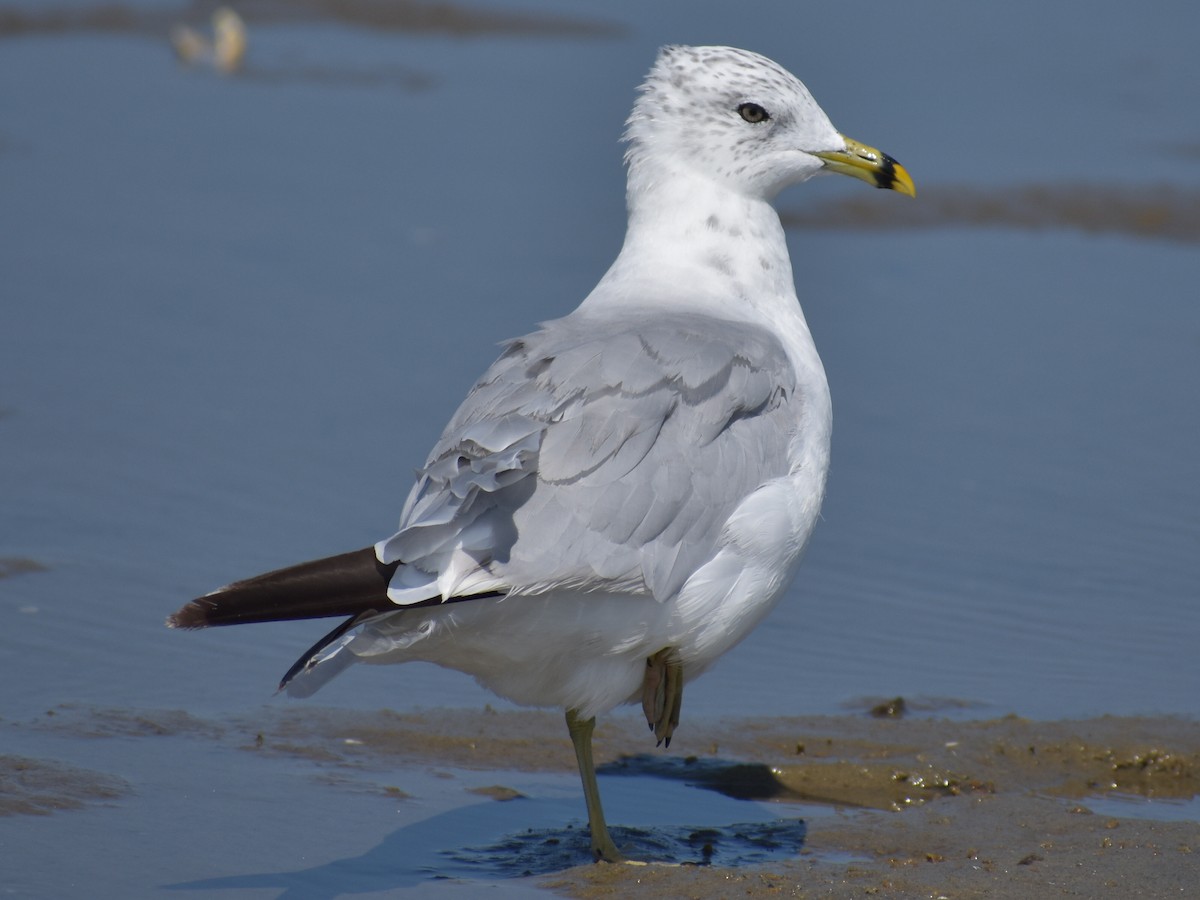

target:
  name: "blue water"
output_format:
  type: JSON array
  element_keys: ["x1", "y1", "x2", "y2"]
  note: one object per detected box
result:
[{"x1": 2, "y1": 0, "x2": 1199, "y2": 895}]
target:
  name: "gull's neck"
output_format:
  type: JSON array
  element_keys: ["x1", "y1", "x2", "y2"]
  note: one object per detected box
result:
[{"x1": 581, "y1": 164, "x2": 803, "y2": 326}]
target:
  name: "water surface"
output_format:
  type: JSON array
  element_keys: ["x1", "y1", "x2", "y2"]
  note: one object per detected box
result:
[{"x1": 2, "y1": 0, "x2": 1198, "y2": 895}]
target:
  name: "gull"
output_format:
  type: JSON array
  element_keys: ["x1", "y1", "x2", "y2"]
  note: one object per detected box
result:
[
  {"x1": 168, "y1": 45, "x2": 913, "y2": 863},
  {"x1": 170, "y1": 7, "x2": 247, "y2": 75}
]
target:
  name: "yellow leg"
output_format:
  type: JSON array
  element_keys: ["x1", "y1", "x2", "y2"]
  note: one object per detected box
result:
[{"x1": 565, "y1": 709, "x2": 624, "y2": 863}]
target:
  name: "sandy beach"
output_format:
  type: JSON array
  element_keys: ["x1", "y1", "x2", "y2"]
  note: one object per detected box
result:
[{"x1": 6, "y1": 704, "x2": 1196, "y2": 897}]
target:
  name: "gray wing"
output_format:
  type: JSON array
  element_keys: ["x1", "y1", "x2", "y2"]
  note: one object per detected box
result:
[{"x1": 376, "y1": 310, "x2": 801, "y2": 604}]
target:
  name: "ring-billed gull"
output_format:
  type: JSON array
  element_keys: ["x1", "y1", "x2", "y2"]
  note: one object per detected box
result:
[{"x1": 169, "y1": 44, "x2": 914, "y2": 863}]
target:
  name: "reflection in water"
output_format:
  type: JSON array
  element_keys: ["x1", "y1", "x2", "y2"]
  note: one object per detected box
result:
[
  {"x1": 0, "y1": 0, "x2": 625, "y2": 39},
  {"x1": 782, "y1": 184, "x2": 1200, "y2": 244},
  {"x1": 447, "y1": 819, "x2": 808, "y2": 872}
]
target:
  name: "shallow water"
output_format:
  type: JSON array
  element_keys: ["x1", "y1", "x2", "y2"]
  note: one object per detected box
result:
[
  {"x1": 0, "y1": 706, "x2": 844, "y2": 897},
  {"x1": 2, "y1": 0, "x2": 1199, "y2": 896},
  {"x1": 1080, "y1": 793, "x2": 1200, "y2": 825}
]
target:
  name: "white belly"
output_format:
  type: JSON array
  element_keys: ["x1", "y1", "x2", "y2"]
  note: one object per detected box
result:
[{"x1": 352, "y1": 465, "x2": 826, "y2": 719}]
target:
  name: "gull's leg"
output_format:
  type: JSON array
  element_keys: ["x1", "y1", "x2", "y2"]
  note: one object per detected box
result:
[
  {"x1": 565, "y1": 709, "x2": 624, "y2": 863},
  {"x1": 641, "y1": 647, "x2": 683, "y2": 747}
]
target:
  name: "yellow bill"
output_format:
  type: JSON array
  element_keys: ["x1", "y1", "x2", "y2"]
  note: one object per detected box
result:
[{"x1": 815, "y1": 135, "x2": 916, "y2": 197}]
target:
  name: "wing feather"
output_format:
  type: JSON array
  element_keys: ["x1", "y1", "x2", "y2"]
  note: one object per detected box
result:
[{"x1": 376, "y1": 310, "x2": 801, "y2": 604}]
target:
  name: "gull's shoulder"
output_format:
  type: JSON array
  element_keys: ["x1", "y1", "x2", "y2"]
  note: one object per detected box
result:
[
  {"x1": 491, "y1": 306, "x2": 799, "y2": 389},
  {"x1": 434, "y1": 303, "x2": 807, "y2": 458}
]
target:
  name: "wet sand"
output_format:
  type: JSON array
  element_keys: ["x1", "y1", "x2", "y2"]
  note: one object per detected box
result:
[
  {"x1": 0, "y1": 0, "x2": 625, "y2": 40},
  {"x1": 781, "y1": 184, "x2": 1200, "y2": 245},
  {"x1": 0, "y1": 0, "x2": 624, "y2": 92},
  {"x1": 0, "y1": 754, "x2": 129, "y2": 817},
  {"x1": 8, "y1": 704, "x2": 1197, "y2": 896},
  {"x1": 554, "y1": 712, "x2": 1200, "y2": 898}
]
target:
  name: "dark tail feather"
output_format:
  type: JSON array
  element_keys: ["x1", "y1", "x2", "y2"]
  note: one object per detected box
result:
[{"x1": 167, "y1": 547, "x2": 398, "y2": 629}]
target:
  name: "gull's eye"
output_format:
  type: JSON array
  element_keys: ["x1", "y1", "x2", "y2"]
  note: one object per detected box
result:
[{"x1": 737, "y1": 102, "x2": 770, "y2": 124}]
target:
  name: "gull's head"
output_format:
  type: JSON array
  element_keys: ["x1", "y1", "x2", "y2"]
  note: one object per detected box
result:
[{"x1": 625, "y1": 45, "x2": 914, "y2": 202}]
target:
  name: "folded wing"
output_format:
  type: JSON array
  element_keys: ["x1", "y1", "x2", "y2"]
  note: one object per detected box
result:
[{"x1": 376, "y1": 310, "x2": 802, "y2": 605}]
